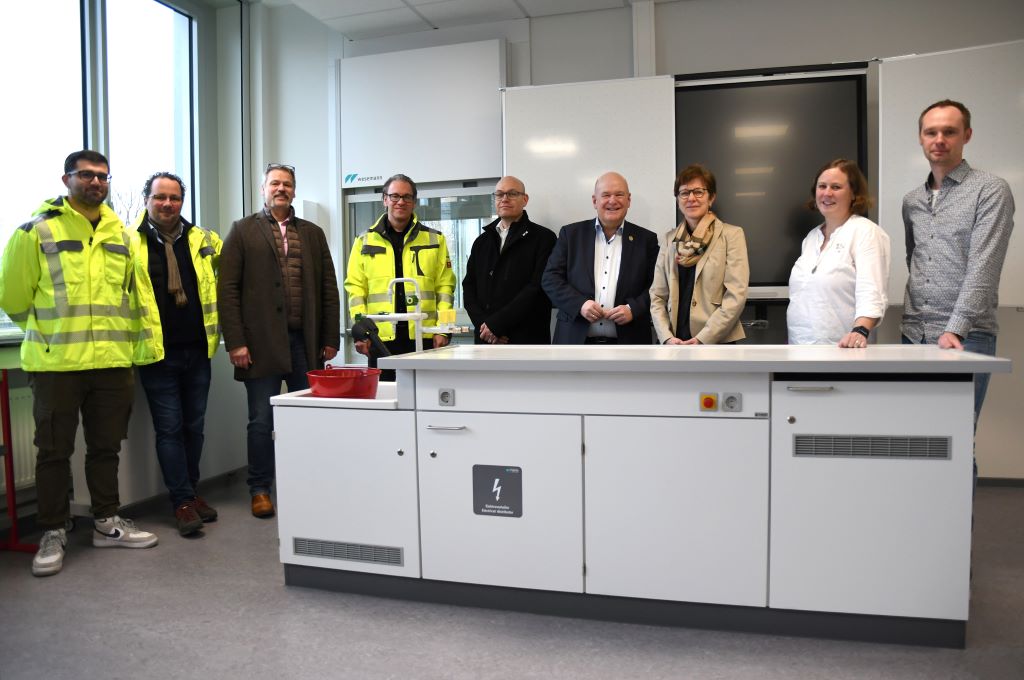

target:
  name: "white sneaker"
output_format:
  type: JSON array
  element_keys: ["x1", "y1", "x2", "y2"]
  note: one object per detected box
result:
[
  {"x1": 93, "y1": 516, "x2": 159, "y2": 549},
  {"x1": 32, "y1": 529, "x2": 67, "y2": 577}
]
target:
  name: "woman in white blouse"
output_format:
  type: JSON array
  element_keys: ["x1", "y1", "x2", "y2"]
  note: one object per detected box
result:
[{"x1": 787, "y1": 159, "x2": 891, "y2": 347}]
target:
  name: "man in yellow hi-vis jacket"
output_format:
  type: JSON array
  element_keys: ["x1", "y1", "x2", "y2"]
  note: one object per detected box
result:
[
  {"x1": 132, "y1": 171, "x2": 222, "y2": 537},
  {"x1": 344, "y1": 173, "x2": 455, "y2": 381},
  {"x1": 0, "y1": 150, "x2": 158, "y2": 577}
]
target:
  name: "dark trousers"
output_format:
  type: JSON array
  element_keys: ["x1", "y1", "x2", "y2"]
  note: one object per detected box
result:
[
  {"x1": 29, "y1": 368, "x2": 134, "y2": 529},
  {"x1": 372, "y1": 336, "x2": 431, "y2": 382},
  {"x1": 138, "y1": 345, "x2": 212, "y2": 506},
  {"x1": 243, "y1": 330, "x2": 309, "y2": 494}
]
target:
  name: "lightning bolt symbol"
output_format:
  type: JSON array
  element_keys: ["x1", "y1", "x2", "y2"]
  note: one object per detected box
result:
[{"x1": 492, "y1": 478, "x2": 502, "y2": 501}]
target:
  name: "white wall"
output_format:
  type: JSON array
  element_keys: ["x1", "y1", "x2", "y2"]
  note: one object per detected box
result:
[
  {"x1": 258, "y1": 5, "x2": 334, "y2": 238},
  {"x1": 655, "y1": 0, "x2": 1024, "y2": 74},
  {"x1": 530, "y1": 8, "x2": 633, "y2": 84}
]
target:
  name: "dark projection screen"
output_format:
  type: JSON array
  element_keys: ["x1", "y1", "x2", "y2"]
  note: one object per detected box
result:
[{"x1": 675, "y1": 75, "x2": 865, "y2": 290}]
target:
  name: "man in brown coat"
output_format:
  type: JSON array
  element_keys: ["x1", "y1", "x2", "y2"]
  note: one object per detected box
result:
[{"x1": 218, "y1": 164, "x2": 341, "y2": 517}]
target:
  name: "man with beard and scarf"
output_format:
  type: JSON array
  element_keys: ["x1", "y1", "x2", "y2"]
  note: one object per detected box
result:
[
  {"x1": 218, "y1": 164, "x2": 340, "y2": 519},
  {"x1": 132, "y1": 172, "x2": 223, "y2": 536},
  {"x1": 0, "y1": 150, "x2": 159, "y2": 577}
]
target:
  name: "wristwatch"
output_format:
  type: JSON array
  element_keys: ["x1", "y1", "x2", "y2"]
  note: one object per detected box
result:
[{"x1": 851, "y1": 326, "x2": 870, "y2": 339}]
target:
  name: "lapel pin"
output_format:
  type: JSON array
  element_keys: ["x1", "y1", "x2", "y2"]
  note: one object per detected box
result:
[{"x1": 628, "y1": 235, "x2": 634, "y2": 241}]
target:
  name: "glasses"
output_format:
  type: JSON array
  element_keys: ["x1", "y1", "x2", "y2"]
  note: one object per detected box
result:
[
  {"x1": 68, "y1": 170, "x2": 111, "y2": 183},
  {"x1": 385, "y1": 193, "x2": 416, "y2": 203},
  {"x1": 676, "y1": 188, "x2": 707, "y2": 199},
  {"x1": 493, "y1": 190, "x2": 524, "y2": 200},
  {"x1": 265, "y1": 163, "x2": 295, "y2": 174}
]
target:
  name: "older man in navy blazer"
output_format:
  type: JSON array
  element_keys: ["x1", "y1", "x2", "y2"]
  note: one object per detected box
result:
[{"x1": 542, "y1": 172, "x2": 659, "y2": 344}]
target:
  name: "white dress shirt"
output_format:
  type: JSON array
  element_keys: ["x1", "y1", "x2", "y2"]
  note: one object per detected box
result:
[
  {"x1": 787, "y1": 214, "x2": 891, "y2": 345},
  {"x1": 497, "y1": 222, "x2": 511, "y2": 251},
  {"x1": 590, "y1": 220, "x2": 623, "y2": 338}
]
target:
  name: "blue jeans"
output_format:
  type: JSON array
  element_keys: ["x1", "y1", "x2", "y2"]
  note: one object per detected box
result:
[
  {"x1": 243, "y1": 330, "x2": 309, "y2": 495},
  {"x1": 901, "y1": 331, "x2": 997, "y2": 428},
  {"x1": 138, "y1": 345, "x2": 212, "y2": 506}
]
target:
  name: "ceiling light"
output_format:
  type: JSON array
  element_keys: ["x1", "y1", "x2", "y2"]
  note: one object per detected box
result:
[
  {"x1": 734, "y1": 125, "x2": 788, "y2": 139},
  {"x1": 525, "y1": 137, "x2": 577, "y2": 158}
]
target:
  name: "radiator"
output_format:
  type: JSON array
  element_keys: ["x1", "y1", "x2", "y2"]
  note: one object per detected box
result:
[{"x1": 1, "y1": 387, "x2": 35, "y2": 492}]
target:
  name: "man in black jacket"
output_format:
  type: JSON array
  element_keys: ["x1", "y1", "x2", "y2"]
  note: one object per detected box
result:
[{"x1": 463, "y1": 176, "x2": 556, "y2": 344}]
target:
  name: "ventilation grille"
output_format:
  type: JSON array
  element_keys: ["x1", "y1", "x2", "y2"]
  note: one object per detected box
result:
[
  {"x1": 293, "y1": 538, "x2": 403, "y2": 566},
  {"x1": 794, "y1": 435, "x2": 951, "y2": 459}
]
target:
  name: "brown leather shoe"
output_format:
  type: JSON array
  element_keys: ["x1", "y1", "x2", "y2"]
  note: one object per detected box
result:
[
  {"x1": 251, "y1": 493, "x2": 275, "y2": 518},
  {"x1": 175, "y1": 501, "x2": 203, "y2": 536},
  {"x1": 193, "y1": 496, "x2": 218, "y2": 522}
]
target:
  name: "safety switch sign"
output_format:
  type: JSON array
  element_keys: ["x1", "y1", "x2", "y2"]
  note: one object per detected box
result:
[{"x1": 473, "y1": 465, "x2": 523, "y2": 518}]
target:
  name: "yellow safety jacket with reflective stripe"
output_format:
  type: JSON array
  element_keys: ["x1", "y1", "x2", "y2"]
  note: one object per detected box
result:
[
  {"x1": 0, "y1": 197, "x2": 142, "y2": 372},
  {"x1": 344, "y1": 214, "x2": 456, "y2": 342},
  {"x1": 131, "y1": 212, "x2": 223, "y2": 365}
]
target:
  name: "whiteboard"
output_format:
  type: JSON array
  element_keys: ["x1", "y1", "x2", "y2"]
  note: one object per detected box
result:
[
  {"x1": 879, "y1": 40, "x2": 1023, "y2": 306},
  {"x1": 340, "y1": 40, "x2": 504, "y2": 188},
  {"x1": 502, "y1": 77, "x2": 676, "y2": 235}
]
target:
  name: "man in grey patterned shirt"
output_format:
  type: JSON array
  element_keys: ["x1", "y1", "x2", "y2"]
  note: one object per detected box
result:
[{"x1": 901, "y1": 99, "x2": 1015, "y2": 426}]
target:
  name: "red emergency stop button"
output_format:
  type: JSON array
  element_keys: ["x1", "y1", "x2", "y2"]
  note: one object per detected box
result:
[{"x1": 700, "y1": 393, "x2": 718, "y2": 411}]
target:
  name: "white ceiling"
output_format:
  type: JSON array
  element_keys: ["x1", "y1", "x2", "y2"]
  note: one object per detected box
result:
[{"x1": 282, "y1": 0, "x2": 674, "y2": 41}]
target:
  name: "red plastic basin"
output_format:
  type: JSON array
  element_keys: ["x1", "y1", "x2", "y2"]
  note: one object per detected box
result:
[{"x1": 307, "y1": 366, "x2": 382, "y2": 399}]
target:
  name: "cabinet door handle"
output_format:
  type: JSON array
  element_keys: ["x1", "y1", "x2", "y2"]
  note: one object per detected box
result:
[
  {"x1": 786, "y1": 386, "x2": 835, "y2": 392},
  {"x1": 426, "y1": 425, "x2": 467, "y2": 431}
]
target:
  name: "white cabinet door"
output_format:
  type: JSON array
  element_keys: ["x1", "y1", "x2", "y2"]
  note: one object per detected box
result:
[
  {"x1": 275, "y1": 407, "x2": 420, "y2": 577},
  {"x1": 584, "y1": 416, "x2": 769, "y2": 606},
  {"x1": 770, "y1": 379, "x2": 974, "y2": 620},
  {"x1": 418, "y1": 412, "x2": 583, "y2": 592}
]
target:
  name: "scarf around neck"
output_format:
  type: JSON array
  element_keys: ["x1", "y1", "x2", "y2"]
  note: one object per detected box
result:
[
  {"x1": 151, "y1": 217, "x2": 188, "y2": 307},
  {"x1": 673, "y1": 212, "x2": 716, "y2": 268}
]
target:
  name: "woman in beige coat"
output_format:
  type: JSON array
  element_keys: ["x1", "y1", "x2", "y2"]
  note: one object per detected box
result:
[{"x1": 650, "y1": 165, "x2": 749, "y2": 344}]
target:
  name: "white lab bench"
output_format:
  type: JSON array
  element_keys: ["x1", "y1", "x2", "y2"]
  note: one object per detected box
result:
[{"x1": 270, "y1": 345, "x2": 1011, "y2": 647}]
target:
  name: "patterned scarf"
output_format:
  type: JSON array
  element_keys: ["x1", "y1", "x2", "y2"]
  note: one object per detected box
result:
[{"x1": 673, "y1": 212, "x2": 716, "y2": 268}]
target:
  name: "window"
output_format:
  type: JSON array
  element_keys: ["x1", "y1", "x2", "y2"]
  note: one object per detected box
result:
[
  {"x1": 0, "y1": 1, "x2": 84, "y2": 338},
  {"x1": 0, "y1": 0, "x2": 197, "y2": 338},
  {"x1": 2, "y1": 1, "x2": 84, "y2": 237},
  {"x1": 106, "y1": 0, "x2": 195, "y2": 226}
]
